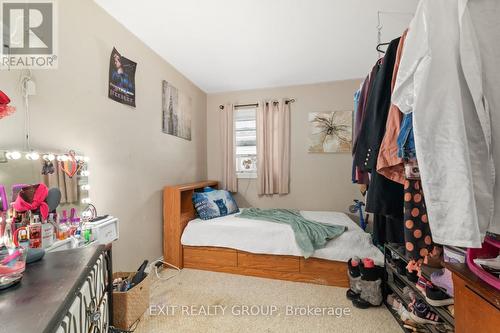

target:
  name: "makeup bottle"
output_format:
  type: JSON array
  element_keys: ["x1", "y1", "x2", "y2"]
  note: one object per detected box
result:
[
  {"x1": 68, "y1": 208, "x2": 80, "y2": 236},
  {"x1": 29, "y1": 215, "x2": 42, "y2": 248},
  {"x1": 57, "y1": 210, "x2": 69, "y2": 240},
  {"x1": 41, "y1": 214, "x2": 55, "y2": 248}
]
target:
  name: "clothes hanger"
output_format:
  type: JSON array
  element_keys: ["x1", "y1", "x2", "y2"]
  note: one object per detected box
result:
[{"x1": 376, "y1": 42, "x2": 390, "y2": 54}]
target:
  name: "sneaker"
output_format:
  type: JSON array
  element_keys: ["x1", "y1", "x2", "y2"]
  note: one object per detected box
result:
[
  {"x1": 416, "y1": 276, "x2": 432, "y2": 294},
  {"x1": 409, "y1": 299, "x2": 441, "y2": 325},
  {"x1": 387, "y1": 295, "x2": 412, "y2": 322},
  {"x1": 431, "y1": 268, "x2": 454, "y2": 297},
  {"x1": 402, "y1": 286, "x2": 417, "y2": 304},
  {"x1": 425, "y1": 285, "x2": 454, "y2": 306}
]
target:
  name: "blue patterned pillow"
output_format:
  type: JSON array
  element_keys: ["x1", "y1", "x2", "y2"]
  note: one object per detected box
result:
[{"x1": 192, "y1": 189, "x2": 239, "y2": 220}]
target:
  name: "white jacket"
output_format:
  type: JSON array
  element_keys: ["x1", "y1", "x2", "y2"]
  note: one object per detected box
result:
[{"x1": 392, "y1": 0, "x2": 498, "y2": 248}]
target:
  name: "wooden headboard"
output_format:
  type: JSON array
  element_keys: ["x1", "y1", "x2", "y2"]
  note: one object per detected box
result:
[{"x1": 163, "y1": 180, "x2": 219, "y2": 268}]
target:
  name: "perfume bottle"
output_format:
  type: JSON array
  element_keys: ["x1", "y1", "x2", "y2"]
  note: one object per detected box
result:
[{"x1": 57, "y1": 210, "x2": 69, "y2": 240}]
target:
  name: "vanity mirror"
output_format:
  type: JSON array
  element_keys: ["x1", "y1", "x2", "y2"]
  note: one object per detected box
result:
[{"x1": 0, "y1": 149, "x2": 90, "y2": 213}]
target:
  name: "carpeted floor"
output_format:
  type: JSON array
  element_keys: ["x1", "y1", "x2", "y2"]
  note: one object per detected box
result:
[{"x1": 134, "y1": 268, "x2": 401, "y2": 333}]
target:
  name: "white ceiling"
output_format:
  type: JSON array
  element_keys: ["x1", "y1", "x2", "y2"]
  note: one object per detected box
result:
[{"x1": 95, "y1": 0, "x2": 418, "y2": 93}]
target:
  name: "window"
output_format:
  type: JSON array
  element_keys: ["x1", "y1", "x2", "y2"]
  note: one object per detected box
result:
[{"x1": 235, "y1": 107, "x2": 257, "y2": 178}]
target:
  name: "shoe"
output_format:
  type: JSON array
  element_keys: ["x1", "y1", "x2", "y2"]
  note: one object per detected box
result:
[
  {"x1": 387, "y1": 295, "x2": 412, "y2": 322},
  {"x1": 425, "y1": 285, "x2": 454, "y2": 306},
  {"x1": 352, "y1": 297, "x2": 372, "y2": 309},
  {"x1": 407, "y1": 270, "x2": 418, "y2": 283},
  {"x1": 346, "y1": 288, "x2": 359, "y2": 301},
  {"x1": 393, "y1": 259, "x2": 407, "y2": 276},
  {"x1": 409, "y1": 299, "x2": 441, "y2": 325},
  {"x1": 352, "y1": 258, "x2": 383, "y2": 307},
  {"x1": 402, "y1": 286, "x2": 417, "y2": 305},
  {"x1": 422, "y1": 245, "x2": 444, "y2": 269},
  {"x1": 347, "y1": 257, "x2": 362, "y2": 301},
  {"x1": 416, "y1": 276, "x2": 432, "y2": 294},
  {"x1": 431, "y1": 268, "x2": 454, "y2": 297},
  {"x1": 406, "y1": 259, "x2": 421, "y2": 273},
  {"x1": 348, "y1": 257, "x2": 361, "y2": 277},
  {"x1": 359, "y1": 278, "x2": 383, "y2": 306}
]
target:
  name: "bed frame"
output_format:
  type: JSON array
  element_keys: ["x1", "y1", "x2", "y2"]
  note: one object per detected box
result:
[{"x1": 162, "y1": 181, "x2": 349, "y2": 288}]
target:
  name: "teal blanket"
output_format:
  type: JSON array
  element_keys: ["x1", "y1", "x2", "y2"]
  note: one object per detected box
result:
[{"x1": 237, "y1": 208, "x2": 346, "y2": 258}]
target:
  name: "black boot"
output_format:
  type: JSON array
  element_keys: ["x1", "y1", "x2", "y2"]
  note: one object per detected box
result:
[
  {"x1": 346, "y1": 257, "x2": 362, "y2": 301},
  {"x1": 353, "y1": 259, "x2": 383, "y2": 308}
]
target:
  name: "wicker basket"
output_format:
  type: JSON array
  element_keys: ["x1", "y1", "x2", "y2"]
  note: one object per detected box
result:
[{"x1": 112, "y1": 271, "x2": 150, "y2": 330}]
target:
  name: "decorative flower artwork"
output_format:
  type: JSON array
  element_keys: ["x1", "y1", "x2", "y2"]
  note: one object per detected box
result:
[{"x1": 308, "y1": 111, "x2": 352, "y2": 153}]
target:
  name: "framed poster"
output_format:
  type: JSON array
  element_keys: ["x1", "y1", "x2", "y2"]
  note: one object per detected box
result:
[
  {"x1": 108, "y1": 47, "x2": 136, "y2": 107},
  {"x1": 162, "y1": 80, "x2": 192, "y2": 140}
]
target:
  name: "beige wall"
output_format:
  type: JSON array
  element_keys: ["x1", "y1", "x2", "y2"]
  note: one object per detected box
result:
[
  {"x1": 0, "y1": 0, "x2": 207, "y2": 270},
  {"x1": 207, "y1": 80, "x2": 362, "y2": 212}
]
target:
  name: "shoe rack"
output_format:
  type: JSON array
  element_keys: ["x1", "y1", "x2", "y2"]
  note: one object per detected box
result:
[{"x1": 384, "y1": 243, "x2": 455, "y2": 333}]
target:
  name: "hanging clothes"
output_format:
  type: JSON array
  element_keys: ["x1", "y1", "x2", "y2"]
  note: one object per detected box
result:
[
  {"x1": 376, "y1": 30, "x2": 408, "y2": 185},
  {"x1": 372, "y1": 214, "x2": 404, "y2": 247},
  {"x1": 403, "y1": 178, "x2": 432, "y2": 260},
  {"x1": 467, "y1": 0, "x2": 500, "y2": 236},
  {"x1": 352, "y1": 72, "x2": 374, "y2": 185},
  {"x1": 354, "y1": 37, "x2": 404, "y2": 218},
  {"x1": 352, "y1": 86, "x2": 362, "y2": 183},
  {"x1": 392, "y1": 0, "x2": 495, "y2": 248},
  {"x1": 397, "y1": 113, "x2": 416, "y2": 159}
]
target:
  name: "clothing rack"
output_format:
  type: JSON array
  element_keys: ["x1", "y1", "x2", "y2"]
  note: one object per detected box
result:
[{"x1": 219, "y1": 99, "x2": 295, "y2": 110}]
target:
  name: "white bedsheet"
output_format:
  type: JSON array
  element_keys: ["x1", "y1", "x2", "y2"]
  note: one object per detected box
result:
[{"x1": 181, "y1": 211, "x2": 384, "y2": 265}]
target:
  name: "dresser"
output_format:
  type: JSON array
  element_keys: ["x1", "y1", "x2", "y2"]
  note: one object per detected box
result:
[
  {"x1": 0, "y1": 244, "x2": 113, "y2": 333},
  {"x1": 446, "y1": 263, "x2": 500, "y2": 333}
]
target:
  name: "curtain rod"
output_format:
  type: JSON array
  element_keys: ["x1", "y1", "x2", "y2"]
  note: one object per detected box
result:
[{"x1": 219, "y1": 98, "x2": 295, "y2": 110}]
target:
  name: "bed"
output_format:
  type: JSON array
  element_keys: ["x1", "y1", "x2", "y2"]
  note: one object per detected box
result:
[{"x1": 163, "y1": 181, "x2": 383, "y2": 288}]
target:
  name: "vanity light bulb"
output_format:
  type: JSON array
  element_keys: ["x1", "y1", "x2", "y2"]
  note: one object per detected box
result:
[
  {"x1": 81, "y1": 185, "x2": 90, "y2": 191},
  {"x1": 83, "y1": 156, "x2": 90, "y2": 162},
  {"x1": 28, "y1": 152, "x2": 40, "y2": 160},
  {"x1": 81, "y1": 170, "x2": 90, "y2": 177},
  {"x1": 81, "y1": 198, "x2": 91, "y2": 204},
  {"x1": 9, "y1": 151, "x2": 22, "y2": 160},
  {"x1": 44, "y1": 153, "x2": 55, "y2": 161}
]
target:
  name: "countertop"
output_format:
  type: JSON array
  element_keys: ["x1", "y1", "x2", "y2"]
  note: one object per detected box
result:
[{"x1": 0, "y1": 244, "x2": 105, "y2": 333}]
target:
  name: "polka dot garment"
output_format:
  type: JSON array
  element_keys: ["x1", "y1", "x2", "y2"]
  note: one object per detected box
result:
[{"x1": 403, "y1": 178, "x2": 433, "y2": 260}]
